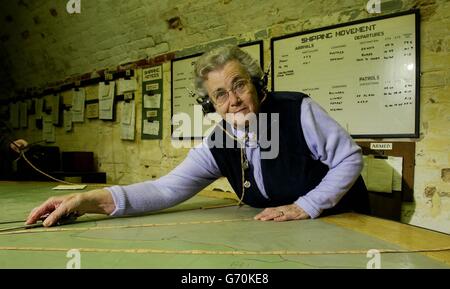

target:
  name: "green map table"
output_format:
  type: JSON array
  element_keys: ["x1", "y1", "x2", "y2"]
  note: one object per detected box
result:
[{"x1": 0, "y1": 181, "x2": 448, "y2": 268}]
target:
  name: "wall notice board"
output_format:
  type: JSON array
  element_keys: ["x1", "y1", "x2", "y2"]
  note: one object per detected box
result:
[
  {"x1": 141, "y1": 65, "x2": 163, "y2": 139},
  {"x1": 271, "y1": 10, "x2": 419, "y2": 138},
  {"x1": 356, "y1": 141, "x2": 415, "y2": 221},
  {"x1": 171, "y1": 41, "x2": 263, "y2": 139}
]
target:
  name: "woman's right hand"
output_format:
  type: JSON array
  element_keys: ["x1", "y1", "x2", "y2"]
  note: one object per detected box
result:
[
  {"x1": 10, "y1": 139, "x2": 28, "y2": 153},
  {"x1": 26, "y1": 189, "x2": 116, "y2": 227}
]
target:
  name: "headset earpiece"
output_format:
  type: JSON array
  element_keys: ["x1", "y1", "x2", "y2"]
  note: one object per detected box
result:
[
  {"x1": 194, "y1": 68, "x2": 269, "y2": 115},
  {"x1": 196, "y1": 95, "x2": 215, "y2": 114},
  {"x1": 252, "y1": 70, "x2": 269, "y2": 96}
]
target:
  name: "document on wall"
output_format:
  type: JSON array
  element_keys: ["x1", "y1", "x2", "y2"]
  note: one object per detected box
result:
[
  {"x1": 141, "y1": 65, "x2": 163, "y2": 140},
  {"x1": 362, "y1": 156, "x2": 393, "y2": 193},
  {"x1": 116, "y1": 78, "x2": 137, "y2": 95},
  {"x1": 386, "y1": 156, "x2": 403, "y2": 191},
  {"x1": 42, "y1": 114, "x2": 55, "y2": 142},
  {"x1": 98, "y1": 82, "x2": 115, "y2": 120},
  {"x1": 272, "y1": 12, "x2": 418, "y2": 137},
  {"x1": 143, "y1": 93, "x2": 161, "y2": 108},
  {"x1": 143, "y1": 120, "x2": 160, "y2": 135},
  {"x1": 35, "y1": 98, "x2": 44, "y2": 120},
  {"x1": 9, "y1": 102, "x2": 19, "y2": 129},
  {"x1": 64, "y1": 110, "x2": 72, "y2": 132},
  {"x1": 71, "y1": 88, "x2": 85, "y2": 122},
  {"x1": 86, "y1": 103, "x2": 99, "y2": 119},
  {"x1": 120, "y1": 100, "x2": 135, "y2": 140},
  {"x1": 19, "y1": 102, "x2": 28, "y2": 128},
  {"x1": 52, "y1": 94, "x2": 60, "y2": 125}
]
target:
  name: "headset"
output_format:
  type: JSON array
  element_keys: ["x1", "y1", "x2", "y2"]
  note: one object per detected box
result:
[{"x1": 194, "y1": 67, "x2": 270, "y2": 115}]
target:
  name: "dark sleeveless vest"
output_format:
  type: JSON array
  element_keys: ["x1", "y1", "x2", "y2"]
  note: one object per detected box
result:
[{"x1": 208, "y1": 92, "x2": 369, "y2": 216}]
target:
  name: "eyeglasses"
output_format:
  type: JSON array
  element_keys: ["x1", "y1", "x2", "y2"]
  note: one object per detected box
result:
[{"x1": 210, "y1": 78, "x2": 250, "y2": 106}]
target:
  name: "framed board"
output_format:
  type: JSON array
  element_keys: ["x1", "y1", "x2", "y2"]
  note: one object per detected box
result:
[
  {"x1": 171, "y1": 40, "x2": 263, "y2": 139},
  {"x1": 271, "y1": 10, "x2": 420, "y2": 138},
  {"x1": 141, "y1": 65, "x2": 163, "y2": 139}
]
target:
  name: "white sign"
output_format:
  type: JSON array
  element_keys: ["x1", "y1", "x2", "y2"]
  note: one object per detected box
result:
[
  {"x1": 272, "y1": 12, "x2": 418, "y2": 137},
  {"x1": 370, "y1": 142, "x2": 393, "y2": 150}
]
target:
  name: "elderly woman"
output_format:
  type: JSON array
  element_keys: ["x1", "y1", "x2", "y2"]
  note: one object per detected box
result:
[{"x1": 26, "y1": 45, "x2": 368, "y2": 227}]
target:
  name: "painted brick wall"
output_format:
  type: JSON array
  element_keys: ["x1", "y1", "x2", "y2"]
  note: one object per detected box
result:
[{"x1": 0, "y1": 0, "x2": 448, "y2": 233}]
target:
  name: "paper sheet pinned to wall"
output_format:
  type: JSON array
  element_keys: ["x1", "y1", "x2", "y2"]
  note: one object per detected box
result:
[
  {"x1": 143, "y1": 120, "x2": 160, "y2": 135},
  {"x1": 51, "y1": 94, "x2": 60, "y2": 125},
  {"x1": 368, "y1": 157, "x2": 393, "y2": 193},
  {"x1": 386, "y1": 156, "x2": 403, "y2": 191},
  {"x1": 362, "y1": 155, "x2": 403, "y2": 193},
  {"x1": 64, "y1": 110, "x2": 72, "y2": 132},
  {"x1": 144, "y1": 93, "x2": 161, "y2": 108},
  {"x1": 86, "y1": 103, "x2": 99, "y2": 119},
  {"x1": 71, "y1": 88, "x2": 85, "y2": 122},
  {"x1": 42, "y1": 114, "x2": 55, "y2": 142},
  {"x1": 35, "y1": 98, "x2": 44, "y2": 120},
  {"x1": 116, "y1": 78, "x2": 137, "y2": 95},
  {"x1": 99, "y1": 82, "x2": 115, "y2": 120},
  {"x1": 120, "y1": 100, "x2": 135, "y2": 140}
]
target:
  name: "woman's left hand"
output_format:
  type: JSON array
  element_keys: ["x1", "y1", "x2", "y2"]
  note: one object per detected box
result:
[{"x1": 254, "y1": 203, "x2": 310, "y2": 222}]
